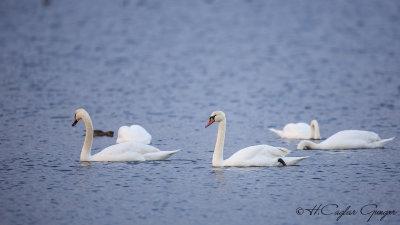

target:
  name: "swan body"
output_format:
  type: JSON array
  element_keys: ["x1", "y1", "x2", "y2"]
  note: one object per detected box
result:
[
  {"x1": 116, "y1": 125, "x2": 152, "y2": 144},
  {"x1": 270, "y1": 120, "x2": 321, "y2": 139},
  {"x1": 72, "y1": 109, "x2": 179, "y2": 162},
  {"x1": 205, "y1": 111, "x2": 308, "y2": 167},
  {"x1": 222, "y1": 145, "x2": 307, "y2": 167},
  {"x1": 297, "y1": 130, "x2": 394, "y2": 150}
]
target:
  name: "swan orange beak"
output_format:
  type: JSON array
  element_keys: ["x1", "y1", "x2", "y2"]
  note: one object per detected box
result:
[{"x1": 205, "y1": 117, "x2": 215, "y2": 128}]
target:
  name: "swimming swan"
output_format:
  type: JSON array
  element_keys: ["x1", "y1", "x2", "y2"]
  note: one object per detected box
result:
[
  {"x1": 269, "y1": 120, "x2": 321, "y2": 139},
  {"x1": 297, "y1": 130, "x2": 394, "y2": 150},
  {"x1": 116, "y1": 125, "x2": 152, "y2": 144},
  {"x1": 72, "y1": 109, "x2": 179, "y2": 161},
  {"x1": 205, "y1": 111, "x2": 308, "y2": 167}
]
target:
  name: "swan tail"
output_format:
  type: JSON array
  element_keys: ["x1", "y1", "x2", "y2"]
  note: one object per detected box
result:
[
  {"x1": 144, "y1": 149, "x2": 180, "y2": 161},
  {"x1": 269, "y1": 128, "x2": 285, "y2": 138},
  {"x1": 375, "y1": 137, "x2": 395, "y2": 148},
  {"x1": 281, "y1": 156, "x2": 308, "y2": 166}
]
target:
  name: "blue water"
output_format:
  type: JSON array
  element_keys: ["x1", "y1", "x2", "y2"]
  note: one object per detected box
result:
[{"x1": 1, "y1": 0, "x2": 399, "y2": 224}]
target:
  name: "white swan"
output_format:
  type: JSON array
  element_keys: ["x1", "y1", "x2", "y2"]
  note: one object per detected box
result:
[
  {"x1": 269, "y1": 120, "x2": 321, "y2": 139},
  {"x1": 205, "y1": 111, "x2": 308, "y2": 167},
  {"x1": 72, "y1": 109, "x2": 179, "y2": 161},
  {"x1": 297, "y1": 130, "x2": 394, "y2": 150},
  {"x1": 116, "y1": 125, "x2": 152, "y2": 144}
]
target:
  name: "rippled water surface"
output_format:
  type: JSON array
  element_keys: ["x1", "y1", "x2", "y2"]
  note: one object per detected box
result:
[{"x1": 1, "y1": 0, "x2": 400, "y2": 224}]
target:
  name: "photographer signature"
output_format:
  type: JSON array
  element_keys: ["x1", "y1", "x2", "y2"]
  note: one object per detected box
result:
[{"x1": 296, "y1": 204, "x2": 396, "y2": 222}]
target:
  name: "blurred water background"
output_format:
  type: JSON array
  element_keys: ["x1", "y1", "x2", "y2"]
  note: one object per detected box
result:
[{"x1": 0, "y1": 0, "x2": 399, "y2": 224}]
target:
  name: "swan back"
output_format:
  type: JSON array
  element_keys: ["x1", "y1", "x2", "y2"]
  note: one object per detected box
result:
[
  {"x1": 90, "y1": 142, "x2": 159, "y2": 161},
  {"x1": 270, "y1": 122, "x2": 311, "y2": 139},
  {"x1": 223, "y1": 145, "x2": 293, "y2": 166},
  {"x1": 323, "y1": 130, "x2": 379, "y2": 145},
  {"x1": 226, "y1": 145, "x2": 290, "y2": 161},
  {"x1": 283, "y1": 123, "x2": 311, "y2": 138},
  {"x1": 322, "y1": 130, "x2": 381, "y2": 149},
  {"x1": 298, "y1": 130, "x2": 394, "y2": 150}
]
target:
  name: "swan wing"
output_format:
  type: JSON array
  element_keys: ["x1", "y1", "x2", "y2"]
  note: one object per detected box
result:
[
  {"x1": 91, "y1": 142, "x2": 160, "y2": 161},
  {"x1": 282, "y1": 123, "x2": 311, "y2": 139},
  {"x1": 224, "y1": 145, "x2": 291, "y2": 166},
  {"x1": 283, "y1": 123, "x2": 309, "y2": 133},
  {"x1": 91, "y1": 151, "x2": 146, "y2": 161},
  {"x1": 327, "y1": 130, "x2": 379, "y2": 141},
  {"x1": 116, "y1": 126, "x2": 131, "y2": 143},
  {"x1": 116, "y1": 125, "x2": 152, "y2": 144},
  {"x1": 321, "y1": 130, "x2": 389, "y2": 149}
]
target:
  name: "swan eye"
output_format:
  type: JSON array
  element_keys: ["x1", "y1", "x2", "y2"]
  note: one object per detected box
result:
[{"x1": 210, "y1": 115, "x2": 216, "y2": 119}]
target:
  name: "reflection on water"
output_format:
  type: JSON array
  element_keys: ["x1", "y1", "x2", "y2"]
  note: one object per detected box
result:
[
  {"x1": 80, "y1": 161, "x2": 92, "y2": 168},
  {"x1": 0, "y1": 0, "x2": 399, "y2": 225},
  {"x1": 211, "y1": 167, "x2": 226, "y2": 186}
]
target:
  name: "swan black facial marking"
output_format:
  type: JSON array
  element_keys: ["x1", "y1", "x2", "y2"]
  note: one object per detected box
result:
[
  {"x1": 72, "y1": 114, "x2": 78, "y2": 126},
  {"x1": 205, "y1": 115, "x2": 217, "y2": 128},
  {"x1": 278, "y1": 158, "x2": 286, "y2": 166}
]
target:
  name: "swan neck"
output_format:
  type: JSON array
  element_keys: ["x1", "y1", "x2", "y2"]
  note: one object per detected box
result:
[
  {"x1": 299, "y1": 140, "x2": 319, "y2": 150},
  {"x1": 310, "y1": 120, "x2": 321, "y2": 139},
  {"x1": 81, "y1": 113, "x2": 93, "y2": 161},
  {"x1": 213, "y1": 119, "x2": 226, "y2": 167}
]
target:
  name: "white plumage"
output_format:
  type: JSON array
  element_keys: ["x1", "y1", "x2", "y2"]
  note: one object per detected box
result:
[
  {"x1": 72, "y1": 109, "x2": 179, "y2": 162},
  {"x1": 297, "y1": 130, "x2": 394, "y2": 150},
  {"x1": 116, "y1": 125, "x2": 152, "y2": 144},
  {"x1": 205, "y1": 111, "x2": 308, "y2": 167},
  {"x1": 269, "y1": 120, "x2": 321, "y2": 139}
]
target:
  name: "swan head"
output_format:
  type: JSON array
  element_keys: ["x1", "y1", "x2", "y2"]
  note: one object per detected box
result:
[
  {"x1": 205, "y1": 111, "x2": 226, "y2": 128},
  {"x1": 297, "y1": 140, "x2": 311, "y2": 150},
  {"x1": 72, "y1": 108, "x2": 89, "y2": 126}
]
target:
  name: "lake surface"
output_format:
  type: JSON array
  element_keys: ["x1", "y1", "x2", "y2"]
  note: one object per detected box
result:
[{"x1": 1, "y1": 0, "x2": 399, "y2": 224}]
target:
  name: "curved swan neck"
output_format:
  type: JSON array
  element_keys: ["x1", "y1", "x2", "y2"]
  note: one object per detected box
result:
[
  {"x1": 213, "y1": 119, "x2": 226, "y2": 167},
  {"x1": 310, "y1": 120, "x2": 321, "y2": 139},
  {"x1": 298, "y1": 140, "x2": 319, "y2": 150},
  {"x1": 81, "y1": 112, "x2": 93, "y2": 161}
]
